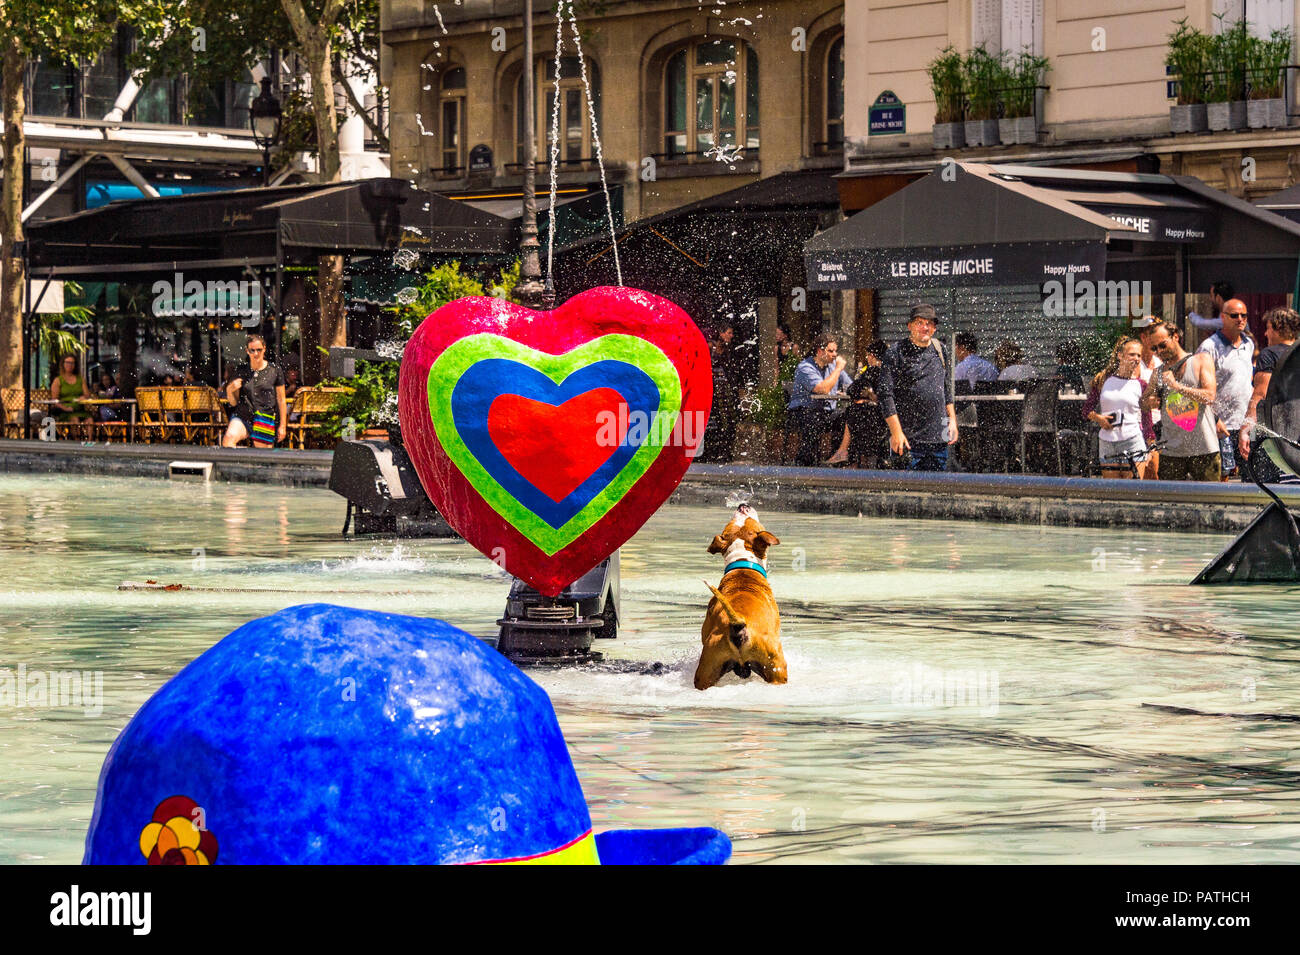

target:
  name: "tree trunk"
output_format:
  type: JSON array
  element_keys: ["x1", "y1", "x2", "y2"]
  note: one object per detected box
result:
[
  {"x1": 1, "y1": 38, "x2": 26, "y2": 393},
  {"x1": 281, "y1": 0, "x2": 347, "y2": 384},
  {"x1": 316, "y1": 253, "x2": 345, "y2": 381}
]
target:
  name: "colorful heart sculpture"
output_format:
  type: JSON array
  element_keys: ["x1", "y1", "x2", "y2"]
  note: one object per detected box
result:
[{"x1": 398, "y1": 286, "x2": 712, "y2": 596}]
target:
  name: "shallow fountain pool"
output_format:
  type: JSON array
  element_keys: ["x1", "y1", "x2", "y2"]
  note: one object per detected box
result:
[{"x1": 2, "y1": 473, "x2": 1299, "y2": 864}]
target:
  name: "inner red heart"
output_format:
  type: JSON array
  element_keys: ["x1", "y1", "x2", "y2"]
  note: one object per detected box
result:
[{"x1": 488, "y1": 388, "x2": 629, "y2": 503}]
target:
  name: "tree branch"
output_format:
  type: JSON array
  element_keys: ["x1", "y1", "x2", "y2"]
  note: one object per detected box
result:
[{"x1": 333, "y1": 51, "x2": 388, "y2": 151}]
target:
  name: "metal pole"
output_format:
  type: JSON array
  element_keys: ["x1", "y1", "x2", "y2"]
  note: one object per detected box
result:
[
  {"x1": 516, "y1": 0, "x2": 544, "y2": 308},
  {"x1": 21, "y1": 243, "x2": 30, "y2": 439}
]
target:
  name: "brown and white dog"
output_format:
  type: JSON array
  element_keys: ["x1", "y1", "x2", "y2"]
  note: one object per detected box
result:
[{"x1": 695, "y1": 503, "x2": 788, "y2": 690}]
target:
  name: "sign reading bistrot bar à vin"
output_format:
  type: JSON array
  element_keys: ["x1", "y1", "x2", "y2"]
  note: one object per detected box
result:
[{"x1": 805, "y1": 241, "x2": 1107, "y2": 291}]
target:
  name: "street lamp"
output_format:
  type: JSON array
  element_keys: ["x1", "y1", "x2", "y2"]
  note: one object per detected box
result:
[{"x1": 249, "y1": 77, "x2": 282, "y2": 186}]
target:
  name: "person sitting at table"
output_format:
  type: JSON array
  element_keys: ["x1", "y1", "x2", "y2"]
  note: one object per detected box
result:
[
  {"x1": 994, "y1": 340, "x2": 1038, "y2": 381},
  {"x1": 786, "y1": 332, "x2": 853, "y2": 466},
  {"x1": 954, "y1": 332, "x2": 999, "y2": 388},
  {"x1": 93, "y1": 370, "x2": 123, "y2": 422},
  {"x1": 825, "y1": 339, "x2": 890, "y2": 467},
  {"x1": 49, "y1": 355, "x2": 91, "y2": 425},
  {"x1": 283, "y1": 366, "x2": 302, "y2": 401},
  {"x1": 1053, "y1": 340, "x2": 1087, "y2": 391},
  {"x1": 1082, "y1": 337, "x2": 1150, "y2": 479}
]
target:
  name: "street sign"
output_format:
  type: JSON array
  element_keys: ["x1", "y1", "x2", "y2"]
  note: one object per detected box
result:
[{"x1": 869, "y1": 90, "x2": 906, "y2": 136}]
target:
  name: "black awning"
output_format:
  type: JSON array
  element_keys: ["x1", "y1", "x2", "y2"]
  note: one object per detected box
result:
[
  {"x1": 806, "y1": 162, "x2": 1300, "y2": 294},
  {"x1": 27, "y1": 178, "x2": 516, "y2": 278},
  {"x1": 804, "y1": 162, "x2": 1130, "y2": 290}
]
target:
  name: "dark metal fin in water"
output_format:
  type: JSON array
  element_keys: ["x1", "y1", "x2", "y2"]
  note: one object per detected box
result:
[{"x1": 1190, "y1": 500, "x2": 1300, "y2": 584}]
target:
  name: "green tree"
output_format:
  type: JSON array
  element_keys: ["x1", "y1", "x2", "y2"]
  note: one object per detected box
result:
[{"x1": 0, "y1": 0, "x2": 118, "y2": 391}]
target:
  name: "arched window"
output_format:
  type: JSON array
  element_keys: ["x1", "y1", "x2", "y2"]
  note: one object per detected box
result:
[
  {"x1": 825, "y1": 36, "x2": 844, "y2": 150},
  {"x1": 439, "y1": 67, "x2": 466, "y2": 174},
  {"x1": 663, "y1": 39, "x2": 758, "y2": 158},
  {"x1": 516, "y1": 57, "x2": 601, "y2": 166}
]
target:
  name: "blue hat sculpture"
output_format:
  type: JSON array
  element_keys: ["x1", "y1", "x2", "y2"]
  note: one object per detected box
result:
[{"x1": 85, "y1": 604, "x2": 730, "y2": 865}]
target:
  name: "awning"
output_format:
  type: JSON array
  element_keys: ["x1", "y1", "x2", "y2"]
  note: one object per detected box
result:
[
  {"x1": 806, "y1": 162, "x2": 1300, "y2": 293},
  {"x1": 804, "y1": 162, "x2": 1133, "y2": 289},
  {"x1": 26, "y1": 178, "x2": 517, "y2": 279}
]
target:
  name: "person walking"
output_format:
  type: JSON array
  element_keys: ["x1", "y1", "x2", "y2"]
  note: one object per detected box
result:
[
  {"x1": 1197, "y1": 298, "x2": 1255, "y2": 479},
  {"x1": 222, "y1": 334, "x2": 287, "y2": 449},
  {"x1": 1240, "y1": 306, "x2": 1300, "y2": 483},
  {"x1": 1140, "y1": 321, "x2": 1219, "y2": 481},
  {"x1": 878, "y1": 303, "x2": 957, "y2": 471},
  {"x1": 786, "y1": 333, "x2": 852, "y2": 466},
  {"x1": 1082, "y1": 337, "x2": 1148, "y2": 478}
]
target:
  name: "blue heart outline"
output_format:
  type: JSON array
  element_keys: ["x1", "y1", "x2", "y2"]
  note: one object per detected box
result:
[{"x1": 450, "y1": 358, "x2": 661, "y2": 528}]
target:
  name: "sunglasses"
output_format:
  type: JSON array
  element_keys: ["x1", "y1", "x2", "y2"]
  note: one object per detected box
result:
[
  {"x1": 1224, "y1": 311, "x2": 1247, "y2": 318},
  {"x1": 247, "y1": 347, "x2": 265, "y2": 353}
]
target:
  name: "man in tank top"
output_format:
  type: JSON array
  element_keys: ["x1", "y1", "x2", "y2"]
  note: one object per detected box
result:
[{"x1": 1140, "y1": 321, "x2": 1220, "y2": 481}]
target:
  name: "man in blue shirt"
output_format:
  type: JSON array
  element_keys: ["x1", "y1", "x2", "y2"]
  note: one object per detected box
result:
[
  {"x1": 877, "y1": 303, "x2": 958, "y2": 471},
  {"x1": 954, "y1": 332, "x2": 999, "y2": 387},
  {"x1": 786, "y1": 332, "x2": 853, "y2": 465}
]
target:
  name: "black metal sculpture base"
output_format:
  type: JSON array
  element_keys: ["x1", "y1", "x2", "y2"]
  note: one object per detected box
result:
[{"x1": 497, "y1": 552, "x2": 620, "y2": 665}]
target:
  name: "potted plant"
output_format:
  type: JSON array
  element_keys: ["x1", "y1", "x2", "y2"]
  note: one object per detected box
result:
[
  {"x1": 1247, "y1": 27, "x2": 1292, "y2": 128},
  {"x1": 962, "y1": 46, "x2": 1003, "y2": 147},
  {"x1": 928, "y1": 46, "x2": 966, "y2": 149},
  {"x1": 1207, "y1": 17, "x2": 1249, "y2": 131},
  {"x1": 1000, "y1": 51, "x2": 1049, "y2": 144},
  {"x1": 1166, "y1": 18, "x2": 1210, "y2": 133}
]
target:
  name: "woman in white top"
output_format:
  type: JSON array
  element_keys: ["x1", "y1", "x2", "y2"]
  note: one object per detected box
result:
[{"x1": 1084, "y1": 337, "x2": 1147, "y2": 478}]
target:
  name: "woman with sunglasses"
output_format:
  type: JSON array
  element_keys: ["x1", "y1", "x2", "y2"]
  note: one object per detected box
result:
[{"x1": 221, "y1": 334, "x2": 287, "y2": 448}]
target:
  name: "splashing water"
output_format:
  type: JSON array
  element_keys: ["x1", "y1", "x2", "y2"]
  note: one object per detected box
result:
[
  {"x1": 392, "y1": 248, "x2": 420, "y2": 271},
  {"x1": 373, "y1": 339, "x2": 406, "y2": 360},
  {"x1": 394, "y1": 287, "x2": 419, "y2": 306}
]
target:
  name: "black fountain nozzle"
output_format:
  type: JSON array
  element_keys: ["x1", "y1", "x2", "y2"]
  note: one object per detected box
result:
[{"x1": 496, "y1": 552, "x2": 620, "y2": 665}]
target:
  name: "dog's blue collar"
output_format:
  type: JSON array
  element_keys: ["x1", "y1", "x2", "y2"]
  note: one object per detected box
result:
[{"x1": 724, "y1": 559, "x2": 767, "y2": 579}]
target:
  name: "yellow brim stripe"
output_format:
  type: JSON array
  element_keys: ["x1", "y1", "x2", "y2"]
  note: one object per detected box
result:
[{"x1": 474, "y1": 829, "x2": 601, "y2": 865}]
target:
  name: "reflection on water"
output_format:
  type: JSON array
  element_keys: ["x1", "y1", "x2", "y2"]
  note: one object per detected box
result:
[{"x1": 1, "y1": 474, "x2": 1298, "y2": 864}]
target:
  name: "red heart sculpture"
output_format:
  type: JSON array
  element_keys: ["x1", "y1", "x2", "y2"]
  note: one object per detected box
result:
[{"x1": 398, "y1": 286, "x2": 712, "y2": 596}]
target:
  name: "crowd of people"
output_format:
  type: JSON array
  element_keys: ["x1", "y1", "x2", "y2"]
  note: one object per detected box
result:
[
  {"x1": 704, "y1": 289, "x2": 1297, "y2": 482},
  {"x1": 44, "y1": 335, "x2": 305, "y2": 449}
]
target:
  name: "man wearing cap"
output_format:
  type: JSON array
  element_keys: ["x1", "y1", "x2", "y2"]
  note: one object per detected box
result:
[
  {"x1": 1197, "y1": 298, "x2": 1255, "y2": 479},
  {"x1": 877, "y1": 303, "x2": 958, "y2": 471}
]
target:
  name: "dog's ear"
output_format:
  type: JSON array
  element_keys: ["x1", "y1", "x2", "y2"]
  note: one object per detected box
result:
[
  {"x1": 707, "y1": 534, "x2": 729, "y2": 554},
  {"x1": 730, "y1": 623, "x2": 750, "y2": 648},
  {"x1": 750, "y1": 531, "x2": 780, "y2": 560}
]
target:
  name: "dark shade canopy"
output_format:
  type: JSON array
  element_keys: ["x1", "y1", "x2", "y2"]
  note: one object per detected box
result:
[
  {"x1": 26, "y1": 178, "x2": 517, "y2": 278},
  {"x1": 806, "y1": 162, "x2": 1300, "y2": 294}
]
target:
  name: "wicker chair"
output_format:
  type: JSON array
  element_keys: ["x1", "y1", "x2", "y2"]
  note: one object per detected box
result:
[
  {"x1": 1, "y1": 388, "x2": 24, "y2": 438},
  {"x1": 134, "y1": 388, "x2": 168, "y2": 443},
  {"x1": 287, "y1": 387, "x2": 350, "y2": 449},
  {"x1": 183, "y1": 386, "x2": 228, "y2": 445}
]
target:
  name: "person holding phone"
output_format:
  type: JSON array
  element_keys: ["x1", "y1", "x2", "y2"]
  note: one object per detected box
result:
[{"x1": 1083, "y1": 337, "x2": 1148, "y2": 478}]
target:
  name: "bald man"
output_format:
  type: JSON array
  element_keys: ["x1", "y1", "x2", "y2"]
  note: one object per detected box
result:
[{"x1": 1197, "y1": 297, "x2": 1255, "y2": 479}]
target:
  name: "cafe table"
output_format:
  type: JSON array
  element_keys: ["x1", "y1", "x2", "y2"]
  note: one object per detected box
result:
[{"x1": 36, "y1": 398, "x2": 138, "y2": 443}]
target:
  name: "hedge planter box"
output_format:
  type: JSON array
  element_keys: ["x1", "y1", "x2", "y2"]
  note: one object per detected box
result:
[
  {"x1": 1207, "y1": 100, "x2": 1247, "y2": 131},
  {"x1": 999, "y1": 116, "x2": 1037, "y2": 145},
  {"x1": 963, "y1": 119, "x2": 1000, "y2": 148},
  {"x1": 932, "y1": 122, "x2": 965, "y2": 150},
  {"x1": 1169, "y1": 103, "x2": 1208, "y2": 133},
  {"x1": 1247, "y1": 98, "x2": 1286, "y2": 128}
]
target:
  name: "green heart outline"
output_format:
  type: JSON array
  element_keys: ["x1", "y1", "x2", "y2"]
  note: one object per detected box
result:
[{"x1": 427, "y1": 333, "x2": 683, "y2": 555}]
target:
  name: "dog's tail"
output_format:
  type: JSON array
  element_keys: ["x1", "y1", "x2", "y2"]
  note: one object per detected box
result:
[{"x1": 704, "y1": 581, "x2": 747, "y2": 628}]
